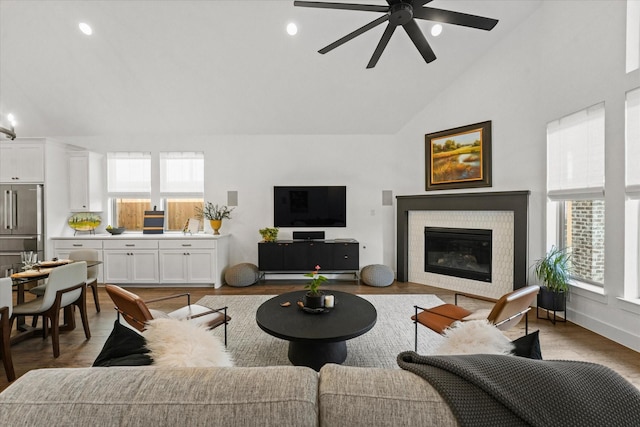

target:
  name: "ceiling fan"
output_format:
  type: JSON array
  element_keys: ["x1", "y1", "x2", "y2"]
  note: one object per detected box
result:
[{"x1": 293, "y1": 0, "x2": 499, "y2": 68}]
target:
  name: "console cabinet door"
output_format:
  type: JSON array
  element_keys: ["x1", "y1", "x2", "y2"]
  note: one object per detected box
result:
[
  {"x1": 307, "y1": 242, "x2": 331, "y2": 271},
  {"x1": 258, "y1": 242, "x2": 284, "y2": 270},
  {"x1": 332, "y1": 243, "x2": 359, "y2": 270},
  {"x1": 282, "y1": 242, "x2": 309, "y2": 271}
]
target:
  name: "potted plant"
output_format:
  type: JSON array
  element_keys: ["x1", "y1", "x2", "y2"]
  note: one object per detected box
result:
[
  {"x1": 259, "y1": 227, "x2": 279, "y2": 242},
  {"x1": 533, "y1": 246, "x2": 571, "y2": 313},
  {"x1": 303, "y1": 265, "x2": 328, "y2": 309},
  {"x1": 195, "y1": 202, "x2": 234, "y2": 235}
]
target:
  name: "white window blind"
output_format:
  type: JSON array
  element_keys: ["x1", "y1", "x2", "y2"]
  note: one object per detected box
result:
[
  {"x1": 107, "y1": 152, "x2": 151, "y2": 193},
  {"x1": 627, "y1": 0, "x2": 640, "y2": 73},
  {"x1": 159, "y1": 152, "x2": 204, "y2": 194},
  {"x1": 547, "y1": 103, "x2": 605, "y2": 200},
  {"x1": 627, "y1": 88, "x2": 640, "y2": 197}
]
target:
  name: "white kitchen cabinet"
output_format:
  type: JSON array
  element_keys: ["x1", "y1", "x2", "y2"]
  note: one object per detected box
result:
[
  {"x1": 0, "y1": 142, "x2": 44, "y2": 183},
  {"x1": 103, "y1": 250, "x2": 159, "y2": 283},
  {"x1": 159, "y1": 240, "x2": 216, "y2": 284},
  {"x1": 50, "y1": 234, "x2": 229, "y2": 287},
  {"x1": 68, "y1": 151, "x2": 103, "y2": 212},
  {"x1": 103, "y1": 240, "x2": 159, "y2": 284}
]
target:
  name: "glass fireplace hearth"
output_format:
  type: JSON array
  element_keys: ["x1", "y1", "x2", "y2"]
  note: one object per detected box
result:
[{"x1": 424, "y1": 227, "x2": 492, "y2": 282}]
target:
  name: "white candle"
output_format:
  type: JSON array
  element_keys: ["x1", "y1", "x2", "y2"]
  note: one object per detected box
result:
[{"x1": 324, "y1": 294, "x2": 335, "y2": 308}]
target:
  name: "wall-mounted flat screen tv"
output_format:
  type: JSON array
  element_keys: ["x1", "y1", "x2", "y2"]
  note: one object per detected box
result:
[{"x1": 274, "y1": 186, "x2": 346, "y2": 227}]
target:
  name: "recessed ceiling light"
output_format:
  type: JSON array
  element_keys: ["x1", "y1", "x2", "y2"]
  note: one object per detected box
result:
[
  {"x1": 79, "y1": 22, "x2": 93, "y2": 36},
  {"x1": 431, "y1": 24, "x2": 443, "y2": 37},
  {"x1": 286, "y1": 22, "x2": 298, "y2": 36}
]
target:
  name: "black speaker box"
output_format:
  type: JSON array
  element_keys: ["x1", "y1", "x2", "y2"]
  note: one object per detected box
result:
[{"x1": 293, "y1": 231, "x2": 325, "y2": 240}]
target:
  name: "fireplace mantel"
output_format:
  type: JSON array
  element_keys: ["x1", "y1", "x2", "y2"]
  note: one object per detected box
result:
[{"x1": 396, "y1": 191, "x2": 530, "y2": 288}]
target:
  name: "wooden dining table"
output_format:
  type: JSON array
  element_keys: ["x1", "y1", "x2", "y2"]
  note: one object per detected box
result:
[{"x1": 8, "y1": 259, "x2": 102, "y2": 343}]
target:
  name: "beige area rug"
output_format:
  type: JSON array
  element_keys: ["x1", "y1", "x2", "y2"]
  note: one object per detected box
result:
[{"x1": 197, "y1": 294, "x2": 446, "y2": 369}]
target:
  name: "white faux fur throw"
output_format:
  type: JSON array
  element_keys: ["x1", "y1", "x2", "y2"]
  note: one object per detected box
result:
[
  {"x1": 143, "y1": 318, "x2": 233, "y2": 367},
  {"x1": 432, "y1": 320, "x2": 514, "y2": 356}
]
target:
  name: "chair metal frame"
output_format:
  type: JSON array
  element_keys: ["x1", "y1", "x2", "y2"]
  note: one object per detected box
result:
[
  {"x1": 105, "y1": 285, "x2": 229, "y2": 346},
  {"x1": 413, "y1": 285, "x2": 539, "y2": 352}
]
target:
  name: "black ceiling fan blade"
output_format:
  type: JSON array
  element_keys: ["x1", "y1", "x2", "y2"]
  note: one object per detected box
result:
[
  {"x1": 319, "y1": 14, "x2": 389, "y2": 54},
  {"x1": 366, "y1": 23, "x2": 397, "y2": 69},
  {"x1": 385, "y1": 0, "x2": 431, "y2": 5},
  {"x1": 294, "y1": 1, "x2": 389, "y2": 13},
  {"x1": 413, "y1": 7, "x2": 498, "y2": 31},
  {"x1": 403, "y1": 19, "x2": 436, "y2": 63}
]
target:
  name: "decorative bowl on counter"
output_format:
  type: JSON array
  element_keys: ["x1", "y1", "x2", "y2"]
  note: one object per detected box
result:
[{"x1": 106, "y1": 227, "x2": 126, "y2": 235}]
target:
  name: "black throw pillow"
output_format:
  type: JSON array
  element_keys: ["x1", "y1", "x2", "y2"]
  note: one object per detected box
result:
[
  {"x1": 511, "y1": 330, "x2": 543, "y2": 360},
  {"x1": 92, "y1": 320, "x2": 153, "y2": 367}
]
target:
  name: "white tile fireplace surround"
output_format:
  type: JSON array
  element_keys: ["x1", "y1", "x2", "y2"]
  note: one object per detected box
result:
[{"x1": 408, "y1": 211, "x2": 514, "y2": 299}]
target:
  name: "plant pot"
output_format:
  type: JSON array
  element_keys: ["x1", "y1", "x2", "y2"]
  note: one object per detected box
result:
[
  {"x1": 537, "y1": 287, "x2": 566, "y2": 312},
  {"x1": 209, "y1": 219, "x2": 222, "y2": 235},
  {"x1": 303, "y1": 292, "x2": 325, "y2": 309}
]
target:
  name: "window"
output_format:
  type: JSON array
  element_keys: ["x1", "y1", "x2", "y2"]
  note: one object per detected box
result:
[
  {"x1": 160, "y1": 152, "x2": 204, "y2": 231},
  {"x1": 625, "y1": 87, "x2": 640, "y2": 298},
  {"x1": 627, "y1": 0, "x2": 640, "y2": 73},
  {"x1": 107, "y1": 152, "x2": 151, "y2": 231},
  {"x1": 547, "y1": 103, "x2": 605, "y2": 286},
  {"x1": 562, "y1": 200, "x2": 605, "y2": 284},
  {"x1": 626, "y1": 87, "x2": 640, "y2": 193}
]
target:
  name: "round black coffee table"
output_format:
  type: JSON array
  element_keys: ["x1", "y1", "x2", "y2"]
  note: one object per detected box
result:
[{"x1": 256, "y1": 290, "x2": 377, "y2": 371}]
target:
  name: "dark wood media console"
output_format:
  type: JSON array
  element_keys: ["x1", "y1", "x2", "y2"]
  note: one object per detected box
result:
[{"x1": 258, "y1": 239, "x2": 359, "y2": 273}]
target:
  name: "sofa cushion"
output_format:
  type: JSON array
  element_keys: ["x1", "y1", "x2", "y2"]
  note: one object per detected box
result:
[
  {"x1": 318, "y1": 364, "x2": 457, "y2": 427},
  {"x1": 0, "y1": 367, "x2": 319, "y2": 427},
  {"x1": 92, "y1": 320, "x2": 152, "y2": 367}
]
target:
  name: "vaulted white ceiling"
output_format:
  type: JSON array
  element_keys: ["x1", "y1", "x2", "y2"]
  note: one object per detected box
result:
[{"x1": 0, "y1": 0, "x2": 541, "y2": 138}]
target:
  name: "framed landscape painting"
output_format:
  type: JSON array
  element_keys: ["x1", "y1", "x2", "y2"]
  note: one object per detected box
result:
[{"x1": 425, "y1": 120, "x2": 492, "y2": 191}]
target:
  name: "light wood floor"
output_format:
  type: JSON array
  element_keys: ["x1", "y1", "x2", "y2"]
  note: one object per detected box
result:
[{"x1": 2, "y1": 280, "x2": 639, "y2": 393}]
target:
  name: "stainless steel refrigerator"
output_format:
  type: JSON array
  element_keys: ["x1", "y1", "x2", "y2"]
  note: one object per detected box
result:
[{"x1": 0, "y1": 184, "x2": 44, "y2": 278}]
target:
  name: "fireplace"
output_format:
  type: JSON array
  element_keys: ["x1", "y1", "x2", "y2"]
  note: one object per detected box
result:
[{"x1": 424, "y1": 227, "x2": 492, "y2": 282}]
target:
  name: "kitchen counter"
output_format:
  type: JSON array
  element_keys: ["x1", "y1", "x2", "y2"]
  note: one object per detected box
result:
[{"x1": 51, "y1": 233, "x2": 228, "y2": 240}]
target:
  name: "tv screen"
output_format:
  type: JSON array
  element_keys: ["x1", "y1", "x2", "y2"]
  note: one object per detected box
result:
[{"x1": 274, "y1": 186, "x2": 346, "y2": 227}]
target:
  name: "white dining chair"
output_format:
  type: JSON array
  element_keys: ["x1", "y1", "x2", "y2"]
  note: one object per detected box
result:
[
  {"x1": 0, "y1": 277, "x2": 16, "y2": 381},
  {"x1": 12, "y1": 262, "x2": 91, "y2": 358},
  {"x1": 30, "y1": 249, "x2": 101, "y2": 312}
]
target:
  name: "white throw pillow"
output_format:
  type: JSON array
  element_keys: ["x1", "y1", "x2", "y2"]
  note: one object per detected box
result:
[
  {"x1": 432, "y1": 320, "x2": 514, "y2": 356},
  {"x1": 143, "y1": 318, "x2": 233, "y2": 367}
]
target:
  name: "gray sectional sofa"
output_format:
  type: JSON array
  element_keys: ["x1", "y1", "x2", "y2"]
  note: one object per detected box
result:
[{"x1": 0, "y1": 364, "x2": 457, "y2": 427}]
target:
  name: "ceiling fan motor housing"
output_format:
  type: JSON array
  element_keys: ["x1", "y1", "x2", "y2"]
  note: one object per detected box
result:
[{"x1": 389, "y1": 2, "x2": 413, "y2": 26}]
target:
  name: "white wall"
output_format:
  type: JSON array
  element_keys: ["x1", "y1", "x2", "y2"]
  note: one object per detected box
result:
[
  {"x1": 66, "y1": 133, "x2": 398, "y2": 270},
  {"x1": 395, "y1": 1, "x2": 640, "y2": 352},
  {"x1": 62, "y1": 1, "x2": 640, "y2": 351}
]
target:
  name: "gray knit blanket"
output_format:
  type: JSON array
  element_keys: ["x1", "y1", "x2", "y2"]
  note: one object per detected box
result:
[{"x1": 397, "y1": 351, "x2": 640, "y2": 427}]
